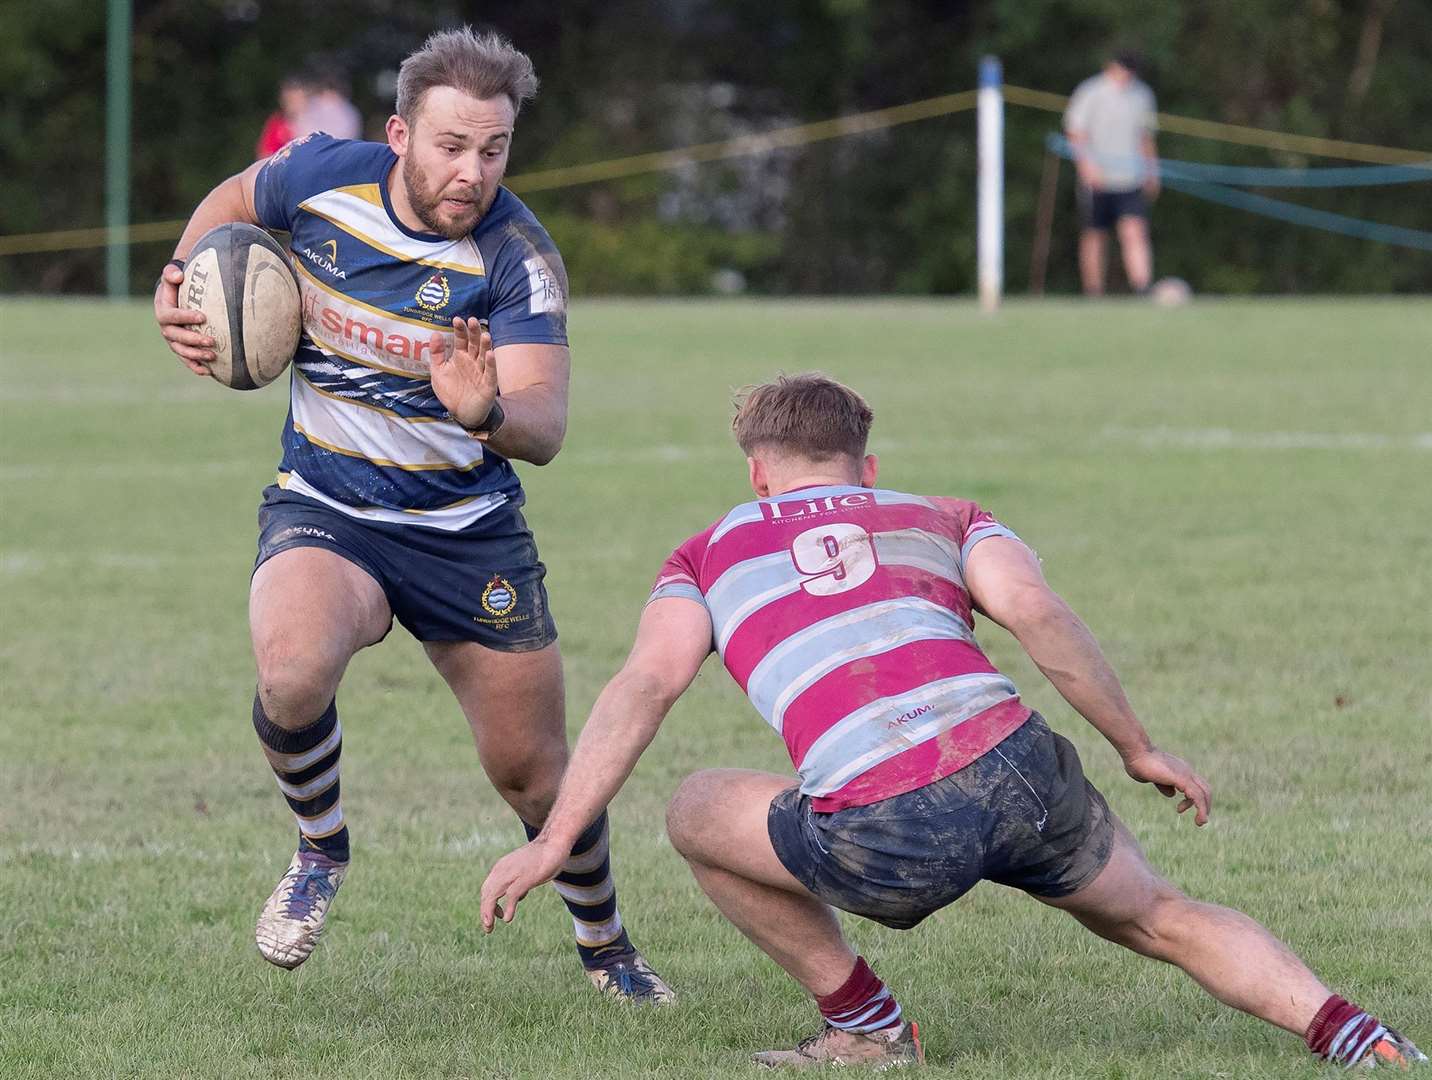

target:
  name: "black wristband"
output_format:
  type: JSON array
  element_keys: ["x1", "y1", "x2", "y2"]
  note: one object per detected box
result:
[{"x1": 468, "y1": 398, "x2": 506, "y2": 439}]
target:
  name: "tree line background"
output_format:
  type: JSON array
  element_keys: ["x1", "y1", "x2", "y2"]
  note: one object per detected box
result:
[{"x1": 3, "y1": 0, "x2": 1429, "y2": 297}]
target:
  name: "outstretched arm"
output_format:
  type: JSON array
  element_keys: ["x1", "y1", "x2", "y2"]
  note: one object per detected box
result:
[
  {"x1": 479, "y1": 597, "x2": 713, "y2": 929},
  {"x1": 965, "y1": 536, "x2": 1210, "y2": 824},
  {"x1": 483, "y1": 342, "x2": 569, "y2": 465},
  {"x1": 430, "y1": 320, "x2": 570, "y2": 466}
]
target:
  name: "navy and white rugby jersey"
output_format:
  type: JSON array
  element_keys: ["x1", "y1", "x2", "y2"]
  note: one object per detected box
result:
[{"x1": 253, "y1": 133, "x2": 569, "y2": 531}]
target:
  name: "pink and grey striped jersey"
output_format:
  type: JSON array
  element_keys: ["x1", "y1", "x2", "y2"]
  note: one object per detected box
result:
[{"x1": 649, "y1": 484, "x2": 1032, "y2": 811}]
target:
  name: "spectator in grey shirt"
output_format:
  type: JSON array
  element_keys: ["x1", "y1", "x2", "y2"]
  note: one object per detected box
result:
[{"x1": 1064, "y1": 52, "x2": 1160, "y2": 296}]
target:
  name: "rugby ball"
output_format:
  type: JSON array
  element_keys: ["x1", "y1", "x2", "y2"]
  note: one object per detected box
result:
[
  {"x1": 180, "y1": 222, "x2": 301, "y2": 389},
  {"x1": 1150, "y1": 276, "x2": 1192, "y2": 308}
]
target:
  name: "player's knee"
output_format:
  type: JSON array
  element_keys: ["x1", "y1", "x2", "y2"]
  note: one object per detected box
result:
[
  {"x1": 255, "y1": 674, "x2": 331, "y2": 729},
  {"x1": 492, "y1": 773, "x2": 557, "y2": 820},
  {"x1": 485, "y1": 747, "x2": 565, "y2": 822},
  {"x1": 253, "y1": 638, "x2": 342, "y2": 726},
  {"x1": 665, "y1": 770, "x2": 726, "y2": 859},
  {"x1": 497, "y1": 785, "x2": 555, "y2": 827}
]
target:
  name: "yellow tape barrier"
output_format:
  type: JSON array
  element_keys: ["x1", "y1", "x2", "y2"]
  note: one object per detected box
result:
[
  {"x1": 2, "y1": 84, "x2": 1426, "y2": 257},
  {"x1": 1001, "y1": 85, "x2": 1431, "y2": 166},
  {"x1": 507, "y1": 89, "x2": 979, "y2": 193},
  {"x1": 0, "y1": 219, "x2": 191, "y2": 257}
]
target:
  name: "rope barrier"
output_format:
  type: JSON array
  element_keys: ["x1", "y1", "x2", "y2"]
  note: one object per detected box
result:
[
  {"x1": 1043, "y1": 133, "x2": 1432, "y2": 252},
  {"x1": 507, "y1": 90, "x2": 979, "y2": 193},
  {"x1": 0, "y1": 219, "x2": 190, "y2": 257},
  {"x1": 1004, "y1": 85, "x2": 1431, "y2": 165},
  {"x1": 1160, "y1": 176, "x2": 1432, "y2": 251},
  {"x1": 2, "y1": 84, "x2": 1427, "y2": 257},
  {"x1": 1045, "y1": 134, "x2": 1432, "y2": 187}
]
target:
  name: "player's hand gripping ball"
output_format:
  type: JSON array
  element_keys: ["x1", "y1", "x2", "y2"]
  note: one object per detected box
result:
[{"x1": 179, "y1": 223, "x2": 301, "y2": 389}]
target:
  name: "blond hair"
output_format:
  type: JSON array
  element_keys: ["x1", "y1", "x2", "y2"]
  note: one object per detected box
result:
[{"x1": 732, "y1": 373, "x2": 873, "y2": 461}]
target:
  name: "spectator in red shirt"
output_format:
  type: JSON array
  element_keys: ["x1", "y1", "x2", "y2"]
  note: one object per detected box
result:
[{"x1": 255, "y1": 74, "x2": 309, "y2": 159}]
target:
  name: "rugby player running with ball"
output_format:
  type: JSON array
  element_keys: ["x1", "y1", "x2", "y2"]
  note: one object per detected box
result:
[
  {"x1": 153, "y1": 28, "x2": 672, "y2": 1003},
  {"x1": 480, "y1": 374, "x2": 1424, "y2": 1068}
]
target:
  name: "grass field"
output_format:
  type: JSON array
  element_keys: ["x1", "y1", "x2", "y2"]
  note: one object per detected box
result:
[{"x1": 1, "y1": 296, "x2": 1429, "y2": 1079}]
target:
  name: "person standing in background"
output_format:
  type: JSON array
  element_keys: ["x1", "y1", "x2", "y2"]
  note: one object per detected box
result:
[
  {"x1": 293, "y1": 70, "x2": 363, "y2": 141},
  {"x1": 1064, "y1": 52, "x2": 1160, "y2": 296},
  {"x1": 255, "y1": 74, "x2": 310, "y2": 159}
]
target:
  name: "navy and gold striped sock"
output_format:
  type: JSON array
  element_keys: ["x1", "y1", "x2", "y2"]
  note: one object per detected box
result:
[
  {"x1": 253, "y1": 694, "x2": 350, "y2": 863},
  {"x1": 523, "y1": 811, "x2": 632, "y2": 968}
]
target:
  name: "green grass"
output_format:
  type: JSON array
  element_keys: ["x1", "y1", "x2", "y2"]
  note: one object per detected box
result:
[{"x1": 1, "y1": 296, "x2": 1429, "y2": 1078}]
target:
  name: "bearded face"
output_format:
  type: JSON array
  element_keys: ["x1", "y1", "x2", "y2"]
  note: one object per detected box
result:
[
  {"x1": 401, "y1": 151, "x2": 492, "y2": 239},
  {"x1": 388, "y1": 86, "x2": 515, "y2": 241}
]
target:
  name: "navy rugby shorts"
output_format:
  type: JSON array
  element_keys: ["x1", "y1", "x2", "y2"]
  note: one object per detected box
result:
[
  {"x1": 254, "y1": 484, "x2": 558, "y2": 650},
  {"x1": 1080, "y1": 186, "x2": 1149, "y2": 231},
  {"x1": 767, "y1": 713, "x2": 1115, "y2": 930}
]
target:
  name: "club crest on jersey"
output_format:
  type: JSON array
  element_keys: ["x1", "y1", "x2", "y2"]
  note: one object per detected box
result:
[
  {"x1": 481, "y1": 575, "x2": 518, "y2": 617},
  {"x1": 300, "y1": 237, "x2": 347, "y2": 279},
  {"x1": 415, "y1": 272, "x2": 451, "y2": 312}
]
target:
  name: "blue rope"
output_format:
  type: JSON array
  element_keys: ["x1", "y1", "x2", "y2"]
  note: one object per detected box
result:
[
  {"x1": 1159, "y1": 158, "x2": 1432, "y2": 188},
  {"x1": 1045, "y1": 133, "x2": 1432, "y2": 252},
  {"x1": 1160, "y1": 176, "x2": 1432, "y2": 251},
  {"x1": 1045, "y1": 133, "x2": 1432, "y2": 187}
]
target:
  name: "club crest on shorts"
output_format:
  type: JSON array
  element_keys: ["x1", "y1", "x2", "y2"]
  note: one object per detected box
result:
[
  {"x1": 481, "y1": 575, "x2": 518, "y2": 617},
  {"x1": 415, "y1": 272, "x2": 451, "y2": 312}
]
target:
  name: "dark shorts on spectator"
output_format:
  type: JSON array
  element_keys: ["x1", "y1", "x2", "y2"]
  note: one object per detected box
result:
[{"x1": 1080, "y1": 186, "x2": 1149, "y2": 231}]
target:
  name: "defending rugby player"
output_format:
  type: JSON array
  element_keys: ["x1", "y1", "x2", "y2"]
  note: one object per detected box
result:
[
  {"x1": 152, "y1": 28, "x2": 671, "y2": 1002},
  {"x1": 480, "y1": 374, "x2": 1424, "y2": 1067}
]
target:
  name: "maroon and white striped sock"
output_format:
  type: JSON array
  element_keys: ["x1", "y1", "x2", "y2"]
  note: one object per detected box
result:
[
  {"x1": 816, "y1": 957, "x2": 902, "y2": 1034},
  {"x1": 1305, "y1": 994, "x2": 1389, "y2": 1067}
]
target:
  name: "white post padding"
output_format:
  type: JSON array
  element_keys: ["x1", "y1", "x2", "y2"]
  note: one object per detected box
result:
[{"x1": 977, "y1": 56, "x2": 1004, "y2": 312}]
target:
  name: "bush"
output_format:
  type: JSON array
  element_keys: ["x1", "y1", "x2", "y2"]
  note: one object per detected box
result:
[{"x1": 541, "y1": 212, "x2": 779, "y2": 296}]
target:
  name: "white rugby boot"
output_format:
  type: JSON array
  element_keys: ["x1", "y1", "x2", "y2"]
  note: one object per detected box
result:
[
  {"x1": 584, "y1": 949, "x2": 677, "y2": 1004},
  {"x1": 254, "y1": 850, "x2": 348, "y2": 969}
]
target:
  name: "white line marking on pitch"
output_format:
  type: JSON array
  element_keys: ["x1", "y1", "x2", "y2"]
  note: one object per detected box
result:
[
  {"x1": 0, "y1": 385, "x2": 270, "y2": 404},
  {"x1": 1101, "y1": 427, "x2": 1432, "y2": 451},
  {"x1": 0, "y1": 551, "x2": 206, "y2": 575},
  {"x1": 0, "y1": 461, "x2": 255, "y2": 481}
]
